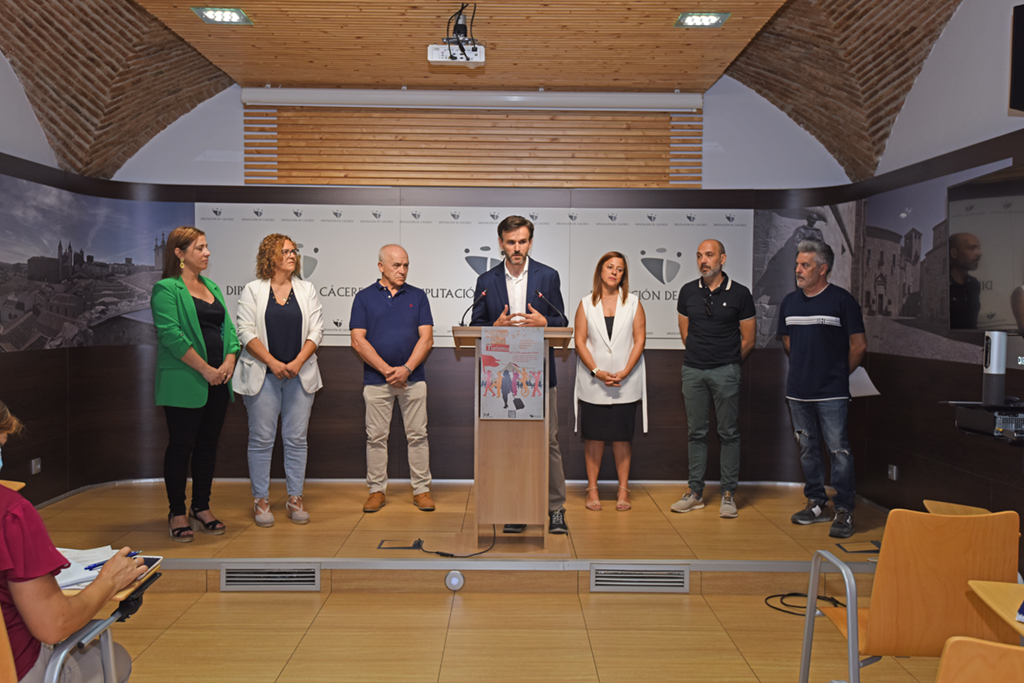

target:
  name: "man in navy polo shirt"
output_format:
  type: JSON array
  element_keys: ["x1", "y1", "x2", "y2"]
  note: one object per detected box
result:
[
  {"x1": 778, "y1": 239, "x2": 866, "y2": 538},
  {"x1": 350, "y1": 244, "x2": 435, "y2": 513},
  {"x1": 671, "y1": 239, "x2": 756, "y2": 518}
]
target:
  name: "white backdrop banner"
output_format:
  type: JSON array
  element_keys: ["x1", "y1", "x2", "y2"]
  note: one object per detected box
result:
[{"x1": 198, "y1": 204, "x2": 752, "y2": 349}]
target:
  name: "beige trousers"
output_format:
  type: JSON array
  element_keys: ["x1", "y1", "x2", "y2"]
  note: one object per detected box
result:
[{"x1": 364, "y1": 381, "x2": 432, "y2": 495}]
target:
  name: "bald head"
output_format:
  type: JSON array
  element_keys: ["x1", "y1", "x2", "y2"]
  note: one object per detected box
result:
[
  {"x1": 377, "y1": 244, "x2": 410, "y2": 290},
  {"x1": 949, "y1": 233, "x2": 981, "y2": 272},
  {"x1": 696, "y1": 239, "x2": 727, "y2": 282}
]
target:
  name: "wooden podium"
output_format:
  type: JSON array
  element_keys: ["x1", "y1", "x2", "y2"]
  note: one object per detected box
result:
[{"x1": 452, "y1": 326, "x2": 572, "y2": 547}]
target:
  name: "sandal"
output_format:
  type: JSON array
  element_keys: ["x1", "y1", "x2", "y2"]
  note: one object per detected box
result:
[
  {"x1": 168, "y1": 513, "x2": 194, "y2": 543},
  {"x1": 616, "y1": 486, "x2": 631, "y2": 512},
  {"x1": 254, "y1": 498, "x2": 274, "y2": 528},
  {"x1": 286, "y1": 496, "x2": 310, "y2": 525},
  {"x1": 189, "y1": 507, "x2": 226, "y2": 535},
  {"x1": 585, "y1": 486, "x2": 602, "y2": 511}
]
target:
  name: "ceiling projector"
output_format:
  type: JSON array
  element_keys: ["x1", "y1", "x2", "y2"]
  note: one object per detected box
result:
[{"x1": 427, "y1": 44, "x2": 486, "y2": 68}]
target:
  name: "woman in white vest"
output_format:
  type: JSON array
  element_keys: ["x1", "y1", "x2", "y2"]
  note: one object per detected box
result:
[
  {"x1": 574, "y1": 251, "x2": 647, "y2": 511},
  {"x1": 235, "y1": 233, "x2": 324, "y2": 527}
]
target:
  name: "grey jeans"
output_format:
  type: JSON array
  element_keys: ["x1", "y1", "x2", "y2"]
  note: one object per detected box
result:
[{"x1": 681, "y1": 363, "x2": 742, "y2": 495}]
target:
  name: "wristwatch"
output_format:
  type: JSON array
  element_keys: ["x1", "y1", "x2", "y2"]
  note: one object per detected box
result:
[{"x1": 590, "y1": 368, "x2": 599, "y2": 377}]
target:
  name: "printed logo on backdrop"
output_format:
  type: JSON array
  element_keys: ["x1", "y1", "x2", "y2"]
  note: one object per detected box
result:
[
  {"x1": 711, "y1": 212, "x2": 739, "y2": 227},
  {"x1": 639, "y1": 248, "x2": 684, "y2": 286},
  {"x1": 296, "y1": 243, "x2": 319, "y2": 278},
  {"x1": 529, "y1": 212, "x2": 539, "y2": 222},
  {"x1": 321, "y1": 209, "x2": 352, "y2": 223},
  {"x1": 464, "y1": 246, "x2": 502, "y2": 276},
  {"x1": 333, "y1": 319, "x2": 345, "y2": 329},
  {"x1": 283, "y1": 208, "x2": 312, "y2": 223},
  {"x1": 358, "y1": 209, "x2": 394, "y2": 225},
  {"x1": 206, "y1": 207, "x2": 232, "y2": 222},
  {"x1": 686, "y1": 213, "x2": 696, "y2": 222},
  {"x1": 556, "y1": 211, "x2": 583, "y2": 226},
  {"x1": 243, "y1": 208, "x2": 273, "y2": 222},
  {"x1": 439, "y1": 210, "x2": 473, "y2": 225},
  {"x1": 489, "y1": 211, "x2": 500, "y2": 221}
]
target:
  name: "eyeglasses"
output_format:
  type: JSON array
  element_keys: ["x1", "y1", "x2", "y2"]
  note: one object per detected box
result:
[
  {"x1": 281, "y1": 248, "x2": 299, "y2": 256},
  {"x1": 703, "y1": 293, "x2": 713, "y2": 317}
]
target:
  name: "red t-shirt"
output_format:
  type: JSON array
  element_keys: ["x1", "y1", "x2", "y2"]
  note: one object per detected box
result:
[{"x1": 0, "y1": 486, "x2": 69, "y2": 680}]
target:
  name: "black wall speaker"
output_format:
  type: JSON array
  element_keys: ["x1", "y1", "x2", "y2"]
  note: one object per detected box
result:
[{"x1": 1011, "y1": 4, "x2": 1024, "y2": 111}]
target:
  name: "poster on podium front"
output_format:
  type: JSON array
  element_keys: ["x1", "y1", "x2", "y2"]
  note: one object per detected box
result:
[{"x1": 479, "y1": 327, "x2": 545, "y2": 420}]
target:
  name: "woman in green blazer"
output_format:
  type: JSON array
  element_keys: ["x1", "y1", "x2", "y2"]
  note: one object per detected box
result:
[{"x1": 151, "y1": 226, "x2": 240, "y2": 542}]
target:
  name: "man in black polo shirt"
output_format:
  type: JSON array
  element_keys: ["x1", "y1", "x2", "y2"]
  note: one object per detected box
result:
[{"x1": 671, "y1": 239, "x2": 756, "y2": 518}]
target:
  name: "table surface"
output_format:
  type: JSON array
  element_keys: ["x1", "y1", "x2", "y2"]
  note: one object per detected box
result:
[{"x1": 968, "y1": 580, "x2": 1024, "y2": 638}]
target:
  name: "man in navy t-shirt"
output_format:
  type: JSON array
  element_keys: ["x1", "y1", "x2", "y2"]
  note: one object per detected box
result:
[
  {"x1": 777, "y1": 239, "x2": 866, "y2": 538},
  {"x1": 350, "y1": 244, "x2": 435, "y2": 514}
]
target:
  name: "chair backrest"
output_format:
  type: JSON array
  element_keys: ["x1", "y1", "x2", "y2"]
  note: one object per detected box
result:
[
  {"x1": 934, "y1": 636, "x2": 1024, "y2": 683},
  {"x1": 0, "y1": 615, "x2": 19, "y2": 683},
  {"x1": 922, "y1": 499, "x2": 989, "y2": 515},
  {"x1": 862, "y1": 509, "x2": 1020, "y2": 656}
]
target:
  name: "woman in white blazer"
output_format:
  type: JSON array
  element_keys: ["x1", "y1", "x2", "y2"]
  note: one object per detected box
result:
[
  {"x1": 235, "y1": 234, "x2": 324, "y2": 527},
  {"x1": 574, "y1": 251, "x2": 647, "y2": 512}
]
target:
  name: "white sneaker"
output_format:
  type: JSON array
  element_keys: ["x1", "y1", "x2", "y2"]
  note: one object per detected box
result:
[
  {"x1": 719, "y1": 491, "x2": 738, "y2": 518},
  {"x1": 670, "y1": 490, "x2": 705, "y2": 513}
]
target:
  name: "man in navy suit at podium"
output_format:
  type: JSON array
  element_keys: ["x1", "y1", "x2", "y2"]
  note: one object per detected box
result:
[{"x1": 470, "y1": 215, "x2": 569, "y2": 535}]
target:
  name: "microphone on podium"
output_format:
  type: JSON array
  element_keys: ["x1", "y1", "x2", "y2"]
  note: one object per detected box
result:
[
  {"x1": 459, "y1": 288, "x2": 488, "y2": 326},
  {"x1": 535, "y1": 290, "x2": 567, "y2": 327}
]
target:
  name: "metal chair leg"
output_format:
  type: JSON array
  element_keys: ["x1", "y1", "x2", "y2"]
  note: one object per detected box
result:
[{"x1": 799, "y1": 550, "x2": 860, "y2": 683}]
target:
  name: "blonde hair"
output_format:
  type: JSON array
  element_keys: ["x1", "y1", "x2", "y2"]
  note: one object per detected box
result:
[
  {"x1": 0, "y1": 400, "x2": 24, "y2": 437},
  {"x1": 255, "y1": 233, "x2": 301, "y2": 280}
]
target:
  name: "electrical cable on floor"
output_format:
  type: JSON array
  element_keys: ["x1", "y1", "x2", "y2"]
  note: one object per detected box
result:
[
  {"x1": 764, "y1": 592, "x2": 845, "y2": 617},
  {"x1": 417, "y1": 524, "x2": 497, "y2": 558}
]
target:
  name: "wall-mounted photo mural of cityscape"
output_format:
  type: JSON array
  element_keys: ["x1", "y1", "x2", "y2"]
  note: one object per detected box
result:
[{"x1": 0, "y1": 175, "x2": 193, "y2": 351}]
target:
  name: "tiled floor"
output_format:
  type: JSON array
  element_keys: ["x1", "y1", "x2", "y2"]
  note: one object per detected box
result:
[
  {"x1": 39, "y1": 480, "x2": 889, "y2": 562},
  {"x1": 108, "y1": 591, "x2": 939, "y2": 683},
  {"x1": 41, "y1": 481, "x2": 923, "y2": 682}
]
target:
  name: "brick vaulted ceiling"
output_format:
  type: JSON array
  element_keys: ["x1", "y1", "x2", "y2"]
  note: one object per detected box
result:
[
  {"x1": 726, "y1": 0, "x2": 964, "y2": 181},
  {"x1": 0, "y1": 0, "x2": 232, "y2": 179},
  {"x1": 0, "y1": 0, "x2": 965, "y2": 182}
]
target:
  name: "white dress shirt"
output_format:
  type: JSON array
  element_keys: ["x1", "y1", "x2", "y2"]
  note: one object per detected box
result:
[{"x1": 504, "y1": 256, "x2": 530, "y2": 316}]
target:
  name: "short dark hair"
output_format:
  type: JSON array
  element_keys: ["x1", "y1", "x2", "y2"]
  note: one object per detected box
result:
[
  {"x1": 497, "y1": 215, "x2": 534, "y2": 240},
  {"x1": 797, "y1": 239, "x2": 834, "y2": 275}
]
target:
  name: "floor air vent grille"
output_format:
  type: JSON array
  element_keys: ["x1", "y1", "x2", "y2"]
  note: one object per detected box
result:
[
  {"x1": 221, "y1": 563, "x2": 320, "y2": 592},
  {"x1": 590, "y1": 563, "x2": 689, "y2": 593}
]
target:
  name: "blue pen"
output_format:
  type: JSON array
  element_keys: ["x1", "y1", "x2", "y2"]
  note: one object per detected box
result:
[{"x1": 85, "y1": 551, "x2": 142, "y2": 572}]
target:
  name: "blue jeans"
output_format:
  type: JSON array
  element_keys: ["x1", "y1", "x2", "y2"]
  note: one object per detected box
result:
[
  {"x1": 787, "y1": 398, "x2": 855, "y2": 512},
  {"x1": 681, "y1": 363, "x2": 742, "y2": 495},
  {"x1": 242, "y1": 373, "x2": 316, "y2": 499}
]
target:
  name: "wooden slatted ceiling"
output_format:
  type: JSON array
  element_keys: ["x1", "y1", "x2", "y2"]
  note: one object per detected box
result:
[
  {"x1": 244, "y1": 107, "x2": 702, "y2": 187},
  {"x1": 135, "y1": 1, "x2": 787, "y2": 92}
]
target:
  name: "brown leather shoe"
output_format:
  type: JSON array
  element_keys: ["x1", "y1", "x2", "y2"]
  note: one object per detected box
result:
[
  {"x1": 413, "y1": 492, "x2": 436, "y2": 511},
  {"x1": 362, "y1": 492, "x2": 386, "y2": 513}
]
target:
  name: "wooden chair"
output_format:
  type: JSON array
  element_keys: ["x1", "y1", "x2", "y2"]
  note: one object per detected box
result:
[
  {"x1": 934, "y1": 635, "x2": 1024, "y2": 682},
  {"x1": 0, "y1": 616, "x2": 19, "y2": 683},
  {"x1": 922, "y1": 499, "x2": 990, "y2": 515},
  {"x1": 799, "y1": 509, "x2": 1020, "y2": 683}
]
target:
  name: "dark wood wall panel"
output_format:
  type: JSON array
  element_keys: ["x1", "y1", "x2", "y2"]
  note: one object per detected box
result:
[{"x1": 0, "y1": 350, "x2": 69, "y2": 502}]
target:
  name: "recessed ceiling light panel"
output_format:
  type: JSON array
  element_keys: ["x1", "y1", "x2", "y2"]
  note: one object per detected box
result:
[
  {"x1": 191, "y1": 7, "x2": 253, "y2": 25},
  {"x1": 675, "y1": 12, "x2": 730, "y2": 27}
]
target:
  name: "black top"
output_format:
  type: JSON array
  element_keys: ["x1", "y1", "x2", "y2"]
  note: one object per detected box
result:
[
  {"x1": 677, "y1": 273, "x2": 756, "y2": 369},
  {"x1": 777, "y1": 283, "x2": 865, "y2": 400},
  {"x1": 265, "y1": 286, "x2": 303, "y2": 364},
  {"x1": 193, "y1": 296, "x2": 225, "y2": 368},
  {"x1": 949, "y1": 274, "x2": 981, "y2": 329},
  {"x1": 604, "y1": 315, "x2": 614, "y2": 340}
]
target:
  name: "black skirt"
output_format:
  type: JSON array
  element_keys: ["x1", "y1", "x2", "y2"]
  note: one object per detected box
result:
[{"x1": 579, "y1": 400, "x2": 640, "y2": 442}]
